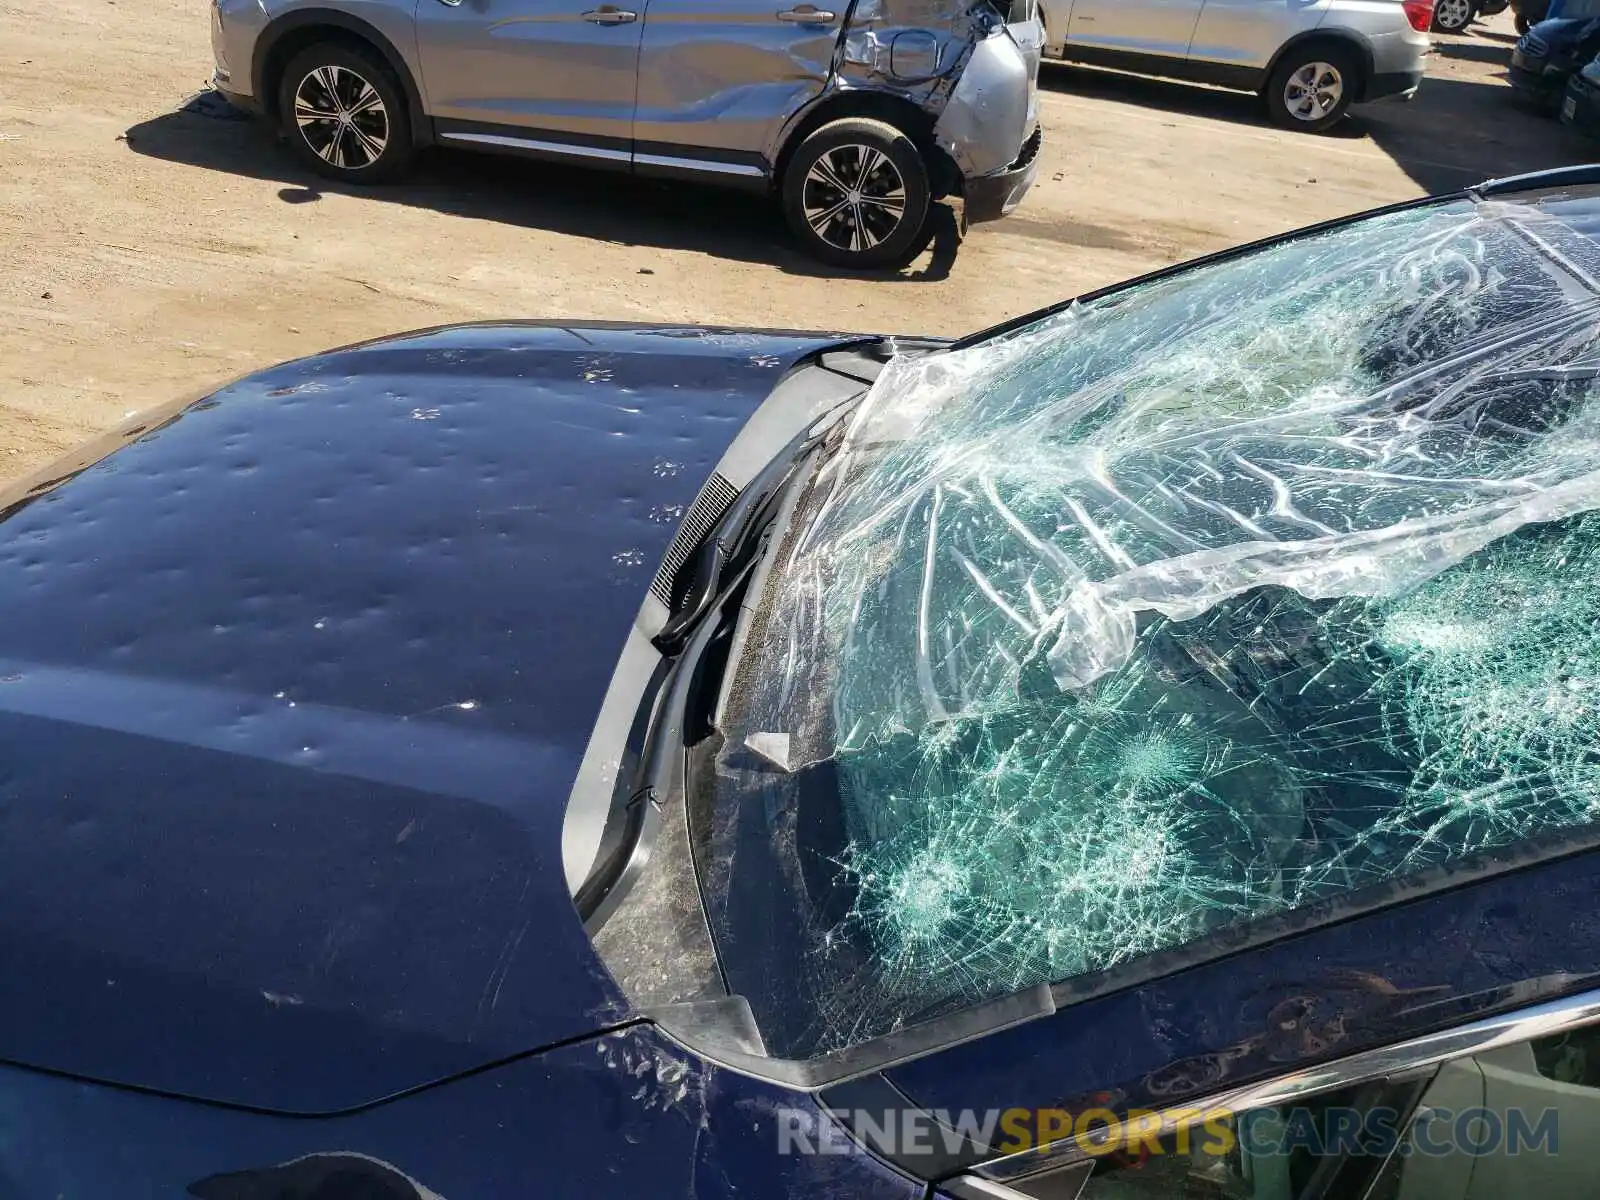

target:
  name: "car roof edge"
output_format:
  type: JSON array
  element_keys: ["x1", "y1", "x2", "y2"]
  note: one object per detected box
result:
[{"x1": 1475, "y1": 164, "x2": 1600, "y2": 198}]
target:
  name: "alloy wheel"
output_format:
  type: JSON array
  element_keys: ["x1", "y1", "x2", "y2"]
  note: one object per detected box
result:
[
  {"x1": 293, "y1": 65, "x2": 390, "y2": 171},
  {"x1": 801, "y1": 144, "x2": 909, "y2": 255},
  {"x1": 1435, "y1": 0, "x2": 1474, "y2": 30},
  {"x1": 1283, "y1": 62, "x2": 1344, "y2": 123}
]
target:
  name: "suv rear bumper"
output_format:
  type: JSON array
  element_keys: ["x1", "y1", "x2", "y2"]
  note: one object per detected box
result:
[
  {"x1": 964, "y1": 124, "x2": 1041, "y2": 224},
  {"x1": 1364, "y1": 67, "x2": 1425, "y2": 102},
  {"x1": 1359, "y1": 23, "x2": 1429, "y2": 102}
]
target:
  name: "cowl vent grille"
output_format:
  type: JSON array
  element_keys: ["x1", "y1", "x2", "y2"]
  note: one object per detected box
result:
[{"x1": 649, "y1": 471, "x2": 739, "y2": 608}]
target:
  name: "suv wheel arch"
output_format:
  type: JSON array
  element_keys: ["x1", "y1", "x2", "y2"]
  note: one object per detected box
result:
[
  {"x1": 771, "y1": 91, "x2": 961, "y2": 200},
  {"x1": 1262, "y1": 29, "x2": 1374, "y2": 103},
  {"x1": 253, "y1": 10, "x2": 432, "y2": 147}
]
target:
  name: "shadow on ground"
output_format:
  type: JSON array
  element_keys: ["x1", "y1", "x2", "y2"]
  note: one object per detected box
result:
[
  {"x1": 124, "y1": 101, "x2": 961, "y2": 282},
  {"x1": 1432, "y1": 38, "x2": 1516, "y2": 64},
  {"x1": 1360, "y1": 72, "x2": 1594, "y2": 192},
  {"x1": 1039, "y1": 51, "x2": 1594, "y2": 195}
]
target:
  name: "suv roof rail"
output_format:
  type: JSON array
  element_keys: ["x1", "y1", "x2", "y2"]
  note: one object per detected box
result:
[{"x1": 1474, "y1": 163, "x2": 1600, "y2": 197}]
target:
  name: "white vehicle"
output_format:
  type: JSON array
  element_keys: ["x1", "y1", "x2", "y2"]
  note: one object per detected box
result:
[{"x1": 1036, "y1": 0, "x2": 1433, "y2": 131}]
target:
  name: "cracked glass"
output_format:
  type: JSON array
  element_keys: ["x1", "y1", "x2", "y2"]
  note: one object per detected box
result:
[{"x1": 699, "y1": 194, "x2": 1600, "y2": 1059}]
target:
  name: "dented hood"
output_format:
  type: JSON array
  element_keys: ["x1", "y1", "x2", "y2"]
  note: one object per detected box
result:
[{"x1": 0, "y1": 320, "x2": 848, "y2": 1112}]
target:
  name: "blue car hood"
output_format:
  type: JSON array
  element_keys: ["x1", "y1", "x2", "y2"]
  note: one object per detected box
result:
[{"x1": 0, "y1": 321, "x2": 852, "y2": 1112}]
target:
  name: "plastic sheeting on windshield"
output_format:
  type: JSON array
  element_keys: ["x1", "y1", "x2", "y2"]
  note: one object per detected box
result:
[{"x1": 714, "y1": 196, "x2": 1600, "y2": 1054}]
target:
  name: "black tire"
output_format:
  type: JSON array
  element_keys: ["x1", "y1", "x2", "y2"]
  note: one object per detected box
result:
[
  {"x1": 1264, "y1": 45, "x2": 1361, "y2": 133},
  {"x1": 278, "y1": 42, "x2": 414, "y2": 184},
  {"x1": 780, "y1": 118, "x2": 932, "y2": 270},
  {"x1": 1432, "y1": 0, "x2": 1478, "y2": 32}
]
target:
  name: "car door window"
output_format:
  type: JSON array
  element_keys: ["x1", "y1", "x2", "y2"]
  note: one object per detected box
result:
[
  {"x1": 1067, "y1": 1082, "x2": 1417, "y2": 1200},
  {"x1": 963, "y1": 1014, "x2": 1600, "y2": 1200},
  {"x1": 1412, "y1": 1027, "x2": 1600, "y2": 1200},
  {"x1": 1530, "y1": 1024, "x2": 1600, "y2": 1087},
  {"x1": 992, "y1": 1021, "x2": 1600, "y2": 1200}
]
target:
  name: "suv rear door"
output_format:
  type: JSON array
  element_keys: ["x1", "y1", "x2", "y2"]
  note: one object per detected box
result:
[
  {"x1": 1188, "y1": 0, "x2": 1330, "y2": 71},
  {"x1": 631, "y1": 0, "x2": 844, "y2": 174},
  {"x1": 414, "y1": 0, "x2": 643, "y2": 154},
  {"x1": 1064, "y1": 0, "x2": 1205, "y2": 57}
]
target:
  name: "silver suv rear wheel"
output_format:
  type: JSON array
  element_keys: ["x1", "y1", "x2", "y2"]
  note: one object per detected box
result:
[
  {"x1": 1265, "y1": 45, "x2": 1360, "y2": 133},
  {"x1": 1433, "y1": 0, "x2": 1477, "y2": 32},
  {"x1": 1283, "y1": 61, "x2": 1345, "y2": 122}
]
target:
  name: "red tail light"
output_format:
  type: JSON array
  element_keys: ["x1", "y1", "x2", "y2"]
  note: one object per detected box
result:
[{"x1": 1402, "y1": 0, "x2": 1435, "y2": 31}]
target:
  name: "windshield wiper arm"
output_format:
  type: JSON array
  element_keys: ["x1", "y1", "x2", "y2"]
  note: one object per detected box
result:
[
  {"x1": 578, "y1": 469, "x2": 804, "y2": 921},
  {"x1": 654, "y1": 424, "x2": 836, "y2": 655},
  {"x1": 578, "y1": 557, "x2": 754, "y2": 929},
  {"x1": 583, "y1": 397, "x2": 857, "y2": 919}
]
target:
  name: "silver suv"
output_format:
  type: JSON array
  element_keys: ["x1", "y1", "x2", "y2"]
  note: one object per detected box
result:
[
  {"x1": 208, "y1": 0, "x2": 1043, "y2": 268},
  {"x1": 1036, "y1": 0, "x2": 1432, "y2": 132}
]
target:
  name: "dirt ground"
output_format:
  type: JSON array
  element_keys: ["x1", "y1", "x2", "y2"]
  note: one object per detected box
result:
[{"x1": 0, "y1": 2, "x2": 1593, "y2": 482}]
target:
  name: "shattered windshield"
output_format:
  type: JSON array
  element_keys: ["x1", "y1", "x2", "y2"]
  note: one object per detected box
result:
[{"x1": 698, "y1": 194, "x2": 1600, "y2": 1059}]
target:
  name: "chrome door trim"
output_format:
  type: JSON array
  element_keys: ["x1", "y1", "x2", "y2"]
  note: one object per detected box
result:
[
  {"x1": 973, "y1": 983, "x2": 1600, "y2": 1186},
  {"x1": 633, "y1": 152, "x2": 765, "y2": 178},
  {"x1": 438, "y1": 130, "x2": 631, "y2": 162},
  {"x1": 439, "y1": 133, "x2": 765, "y2": 178}
]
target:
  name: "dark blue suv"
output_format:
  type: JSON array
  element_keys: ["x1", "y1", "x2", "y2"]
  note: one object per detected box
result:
[{"x1": 5, "y1": 166, "x2": 1600, "y2": 1200}]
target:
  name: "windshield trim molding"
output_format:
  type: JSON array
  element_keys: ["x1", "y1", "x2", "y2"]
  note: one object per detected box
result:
[
  {"x1": 653, "y1": 982, "x2": 1058, "y2": 1092},
  {"x1": 1042, "y1": 825, "x2": 1600, "y2": 1008},
  {"x1": 649, "y1": 830, "x2": 1600, "y2": 1098},
  {"x1": 947, "y1": 189, "x2": 1459, "y2": 351}
]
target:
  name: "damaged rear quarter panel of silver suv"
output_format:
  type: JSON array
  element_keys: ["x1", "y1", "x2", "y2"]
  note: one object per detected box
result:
[{"x1": 826, "y1": 0, "x2": 1039, "y2": 181}]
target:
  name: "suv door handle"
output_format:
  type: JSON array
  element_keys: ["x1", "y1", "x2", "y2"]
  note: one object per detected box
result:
[
  {"x1": 582, "y1": 5, "x2": 638, "y2": 23},
  {"x1": 777, "y1": 5, "x2": 837, "y2": 21}
]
